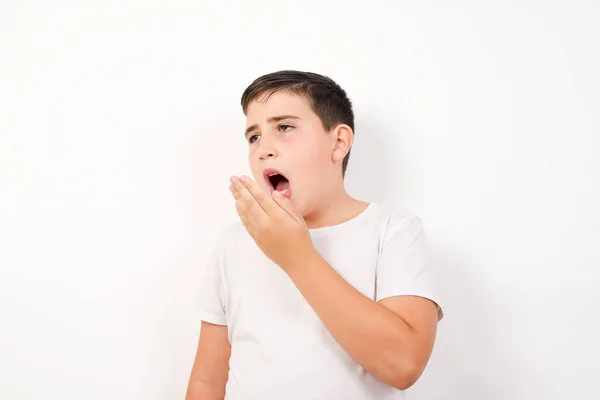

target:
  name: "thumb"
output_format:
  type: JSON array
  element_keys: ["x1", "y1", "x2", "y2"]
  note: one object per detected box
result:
[{"x1": 272, "y1": 190, "x2": 302, "y2": 221}]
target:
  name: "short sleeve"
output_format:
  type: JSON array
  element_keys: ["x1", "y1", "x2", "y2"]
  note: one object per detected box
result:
[
  {"x1": 195, "y1": 239, "x2": 228, "y2": 325},
  {"x1": 375, "y1": 216, "x2": 443, "y2": 320}
]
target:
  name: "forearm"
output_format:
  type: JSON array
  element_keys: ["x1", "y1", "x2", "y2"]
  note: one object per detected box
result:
[
  {"x1": 285, "y1": 251, "x2": 420, "y2": 388},
  {"x1": 185, "y1": 377, "x2": 225, "y2": 400}
]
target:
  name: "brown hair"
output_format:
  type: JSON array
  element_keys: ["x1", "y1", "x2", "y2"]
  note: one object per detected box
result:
[{"x1": 241, "y1": 70, "x2": 355, "y2": 177}]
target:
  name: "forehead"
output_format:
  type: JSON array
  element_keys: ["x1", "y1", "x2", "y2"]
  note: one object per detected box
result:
[{"x1": 245, "y1": 91, "x2": 314, "y2": 124}]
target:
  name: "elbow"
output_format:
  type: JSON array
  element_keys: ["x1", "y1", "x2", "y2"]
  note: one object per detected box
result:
[
  {"x1": 388, "y1": 367, "x2": 421, "y2": 391},
  {"x1": 377, "y1": 357, "x2": 424, "y2": 391}
]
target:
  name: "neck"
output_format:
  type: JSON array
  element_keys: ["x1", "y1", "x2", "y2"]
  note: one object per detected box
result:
[{"x1": 303, "y1": 182, "x2": 370, "y2": 229}]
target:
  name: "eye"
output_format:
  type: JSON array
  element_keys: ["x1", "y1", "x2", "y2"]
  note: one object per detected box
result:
[
  {"x1": 248, "y1": 134, "x2": 260, "y2": 144},
  {"x1": 278, "y1": 124, "x2": 294, "y2": 132}
]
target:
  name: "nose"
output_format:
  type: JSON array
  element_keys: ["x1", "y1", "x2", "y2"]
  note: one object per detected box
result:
[{"x1": 257, "y1": 137, "x2": 279, "y2": 161}]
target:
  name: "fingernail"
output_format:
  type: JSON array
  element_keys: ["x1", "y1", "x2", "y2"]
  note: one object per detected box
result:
[
  {"x1": 240, "y1": 175, "x2": 248, "y2": 183},
  {"x1": 273, "y1": 190, "x2": 282, "y2": 197}
]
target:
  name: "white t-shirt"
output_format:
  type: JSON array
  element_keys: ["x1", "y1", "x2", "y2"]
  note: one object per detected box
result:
[{"x1": 196, "y1": 202, "x2": 443, "y2": 400}]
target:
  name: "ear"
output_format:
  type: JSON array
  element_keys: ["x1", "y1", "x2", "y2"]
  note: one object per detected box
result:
[{"x1": 331, "y1": 124, "x2": 354, "y2": 163}]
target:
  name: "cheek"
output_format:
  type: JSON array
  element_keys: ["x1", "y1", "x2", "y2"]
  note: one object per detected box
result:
[
  {"x1": 247, "y1": 156, "x2": 264, "y2": 187},
  {"x1": 248, "y1": 146, "x2": 258, "y2": 162},
  {"x1": 248, "y1": 146, "x2": 260, "y2": 165},
  {"x1": 291, "y1": 135, "x2": 329, "y2": 161},
  {"x1": 308, "y1": 141, "x2": 334, "y2": 171},
  {"x1": 250, "y1": 168, "x2": 265, "y2": 188},
  {"x1": 293, "y1": 151, "x2": 330, "y2": 194}
]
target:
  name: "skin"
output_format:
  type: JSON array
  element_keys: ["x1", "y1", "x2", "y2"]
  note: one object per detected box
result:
[
  {"x1": 185, "y1": 91, "x2": 439, "y2": 399},
  {"x1": 185, "y1": 322, "x2": 230, "y2": 400}
]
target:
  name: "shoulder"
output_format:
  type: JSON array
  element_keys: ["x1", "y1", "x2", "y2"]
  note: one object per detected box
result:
[
  {"x1": 213, "y1": 221, "x2": 249, "y2": 244},
  {"x1": 367, "y1": 202, "x2": 423, "y2": 237},
  {"x1": 209, "y1": 221, "x2": 254, "y2": 255},
  {"x1": 221, "y1": 220, "x2": 248, "y2": 238}
]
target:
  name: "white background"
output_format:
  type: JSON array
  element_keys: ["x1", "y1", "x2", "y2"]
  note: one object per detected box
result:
[{"x1": 1, "y1": 1, "x2": 599, "y2": 399}]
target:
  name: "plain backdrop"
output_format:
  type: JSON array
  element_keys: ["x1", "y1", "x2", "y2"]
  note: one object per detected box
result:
[{"x1": 1, "y1": 1, "x2": 599, "y2": 399}]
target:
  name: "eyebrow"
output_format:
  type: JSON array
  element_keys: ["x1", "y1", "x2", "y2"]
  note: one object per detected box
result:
[{"x1": 245, "y1": 115, "x2": 300, "y2": 137}]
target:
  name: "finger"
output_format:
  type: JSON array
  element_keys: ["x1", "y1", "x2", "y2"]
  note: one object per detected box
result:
[
  {"x1": 229, "y1": 177, "x2": 247, "y2": 202},
  {"x1": 231, "y1": 176, "x2": 268, "y2": 224},
  {"x1": 231, "y1": 180, "x2": 257, "y2": 230},
  {"x1": 236, "y1": 202, "x2": 257, "y2": 236},
  {"x1": 229, "y1": 183, "x2": 241, "y2": 200},
  {"x1": 239, "y1": 175, "x2": 283, "y2": 217},
  {"x1": 272, "y1": 190, "x2": 303, "y2": 222}
]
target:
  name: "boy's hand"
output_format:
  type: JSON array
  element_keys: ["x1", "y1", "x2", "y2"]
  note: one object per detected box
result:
[{"x1": 229, "y1": 175, "x2": 316, "y2": 271}]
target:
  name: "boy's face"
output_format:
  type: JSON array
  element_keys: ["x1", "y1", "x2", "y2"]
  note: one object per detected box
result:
[{"x1": 244, "y1": 91, "x2": 341, "y2": 216}]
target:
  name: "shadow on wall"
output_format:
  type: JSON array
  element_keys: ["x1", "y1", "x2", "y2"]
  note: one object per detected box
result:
[
  {"x1": 406, "y1": 246, "x2": 516, "y2": 400},
  {"x1": 346, "y1": 119, "x2": 512, "y2": 399},
  {"x1": 344, "y1": 119, "x2": 402, "y2": 204}
]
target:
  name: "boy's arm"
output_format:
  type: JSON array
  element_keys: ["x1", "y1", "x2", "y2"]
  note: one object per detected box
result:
[
  {"x1": 228, "y1": 176, "x2": 440, "y2": 391},
  {"x1": 185, "y1": 322, "x2": 231, "y2": 400},
  {"x1": 286, "y1": 255, "x2": 438, "y2": 390}
]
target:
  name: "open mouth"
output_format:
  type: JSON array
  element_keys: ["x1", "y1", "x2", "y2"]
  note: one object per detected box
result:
[{"x1": 263, "y1": 169, "x2": 291, "y2": 197}]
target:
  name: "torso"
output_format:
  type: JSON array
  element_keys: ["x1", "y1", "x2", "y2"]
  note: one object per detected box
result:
[{"x1": 220, "y1": 203, "x2": 408, "y2": 400}]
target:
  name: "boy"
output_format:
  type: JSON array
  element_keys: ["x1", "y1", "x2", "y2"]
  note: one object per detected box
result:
[{"x1": 186, "y1": 71, "x2": 443, "y2": 400}]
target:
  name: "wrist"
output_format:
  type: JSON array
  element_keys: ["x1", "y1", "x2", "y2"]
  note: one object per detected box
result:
[{"x1": 283, "y1": 245, "x2": 323, "y2": 275}]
